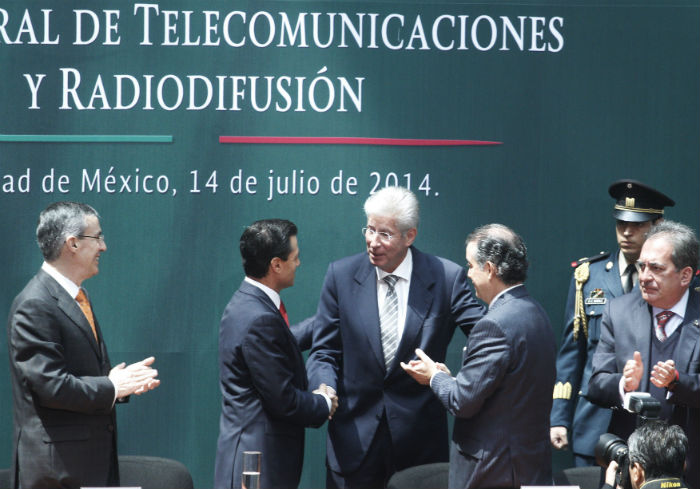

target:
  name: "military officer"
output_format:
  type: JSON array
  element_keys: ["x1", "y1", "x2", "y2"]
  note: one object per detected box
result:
[{"x1": 550, "y1": 179, "x2": 675, "y2": 466}]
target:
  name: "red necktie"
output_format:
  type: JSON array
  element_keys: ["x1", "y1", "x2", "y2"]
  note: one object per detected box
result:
[
  {"x1": 655, "y1": 310, "x2": 673, "y2": 342},
  {"x1": 279, "y1": 301, "x2": 289, "y2": 327},
  {"x1": 76, "y1": 289, "x2": 98, "y2": 342}
]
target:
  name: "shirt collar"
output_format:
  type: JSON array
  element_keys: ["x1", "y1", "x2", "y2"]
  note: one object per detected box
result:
[
  {"x1": 618, "y1": 250, "x2": 638, "y2": 278},
  {"x1": 244, "y1": 276, "x2": 281, "y2": 308},
  {"x1": 42, "y1": 261, "x2": 81, "y2": 299},
  {"x1": 376, "y1": 247, "x2": 413, "y2": 283},
  {"x1": 489, "y1": 283, "x2": 523, "y2": 308},
  {"x1": 652, "y1": 288, "x2": 689, "y2": 321}
]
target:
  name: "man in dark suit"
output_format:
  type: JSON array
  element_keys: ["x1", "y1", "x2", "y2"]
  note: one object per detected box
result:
[
  {"x1": 7, "y1": 201, "x2": 160, "y2": 489},
  {"x1": 306, "y1": 187, "x2": 485, "y2": 489},
  {"x1": 402, "y1": 224, "x2": 556, "y2": 489},
  {"x1": 214, "y1": 219, "x2": 338, "y2": 489},
  {"x1": 588, "y1": 220, "x2": 699, "y2": 489},
  {"x1": 551, "y1": 180, "x2": 674, "y2": 466}
]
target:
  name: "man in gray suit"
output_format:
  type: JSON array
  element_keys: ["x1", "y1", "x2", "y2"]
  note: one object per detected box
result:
[
  {"x1": 402, "y1": 224, "x2": 556, "y2": 489},
  {"x1": 7, "y1": 201, "x2": 159, "y2": 489},
  {"x1": 588, "y1": 221, "x2": 699, "y2": 489}
]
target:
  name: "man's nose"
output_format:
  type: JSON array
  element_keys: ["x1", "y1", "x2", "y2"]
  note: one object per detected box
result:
[{"x1": 639, "y1": 267, "x2": 651, "y2": 283}]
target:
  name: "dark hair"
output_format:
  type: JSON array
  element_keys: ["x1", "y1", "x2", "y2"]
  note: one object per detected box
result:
[
  {"x1": 647, "y1": 220, "x2": 699, "y2": 274},
  {"x1": 466, "y1": 223, "x2": 528, "y2": 285},
  {"x1": 628, "y1": 420, "x2": 687, "y2": 480},
  {"x1": 36, "y1": 202, "x2": 99, "y2": 261},
  {"x1": 240, "y1": 219, "x2": 298, "y2": 279}
]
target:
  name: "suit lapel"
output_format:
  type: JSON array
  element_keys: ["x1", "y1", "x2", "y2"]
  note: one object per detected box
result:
[
  {"x1": 630, "y1": 294, "x2": 653, "y2": 392},
  {"x1": 240, "y1": 281, "x2": 307, "y2": 386},
  {"x1": 353, "y1": 261, "x2": 385, "y2": 371},
  {"x1": 394, "y1": 250, "x2": 434, "y2": 372},
  {"x1": 673, "y1": 289, "x2": 700, "y2": 371},
  {"x1": 39, "y1": 270, "x2": 103, "y2": 359}
]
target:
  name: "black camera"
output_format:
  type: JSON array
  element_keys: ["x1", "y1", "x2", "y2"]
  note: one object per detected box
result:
[
  {"x1": 595, "y1": 433, "x2": 631, "y2": 489},
  {"x1": 594, "y1": 393, "x2": 661, "y2": 489}
]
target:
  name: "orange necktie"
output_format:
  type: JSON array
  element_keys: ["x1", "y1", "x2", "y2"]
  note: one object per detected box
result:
[
  {"x1": 279, "y1": 301, "x2": 290, "y2": 327},
  {"x1": 76, "y1": 289, "x2": 98, "y2": 341}
]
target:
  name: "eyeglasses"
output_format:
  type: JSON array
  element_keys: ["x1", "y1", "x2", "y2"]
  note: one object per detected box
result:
[
  {"x1": 362, "y1": 227, "x2": 394, "y2": 242},
  {"x1": 78, "y1": 234, "x2": 105, "y2": 242}
]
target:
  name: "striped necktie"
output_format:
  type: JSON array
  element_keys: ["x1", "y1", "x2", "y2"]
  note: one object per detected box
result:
[
  {"x1": 379, "y1": 275, "x2": 399, "y2": 370},
  {"x1": 655, "y1": 310, "x2": 673, "y2": 342}
]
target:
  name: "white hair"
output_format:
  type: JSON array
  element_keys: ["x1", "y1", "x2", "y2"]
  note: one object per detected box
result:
[{"x1": 363, "y1": 187, "x2": 419, "y2": 233}]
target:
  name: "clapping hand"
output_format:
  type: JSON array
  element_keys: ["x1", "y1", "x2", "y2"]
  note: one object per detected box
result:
[{"x1": 109, "y1": 356, "x2": 160, "y2": 399}]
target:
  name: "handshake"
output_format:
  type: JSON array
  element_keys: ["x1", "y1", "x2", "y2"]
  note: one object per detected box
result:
[{"x1": 313, "y1": 383, "x2": 339, "y2": 419}]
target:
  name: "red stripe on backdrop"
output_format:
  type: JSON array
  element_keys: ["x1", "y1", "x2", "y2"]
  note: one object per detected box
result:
[{"x1": 219, "y1": 136, "x2": 502, "y2": 146}]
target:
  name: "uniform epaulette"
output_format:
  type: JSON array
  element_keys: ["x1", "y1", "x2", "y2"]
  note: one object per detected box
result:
[{"x1": 570, "y1": 251, "x2": 611, "y2": 268}]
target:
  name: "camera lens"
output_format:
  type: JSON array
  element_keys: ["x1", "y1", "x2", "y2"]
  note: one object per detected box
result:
[{"x1": 594, "y1": 433, "x2": 628, "y2": 467}]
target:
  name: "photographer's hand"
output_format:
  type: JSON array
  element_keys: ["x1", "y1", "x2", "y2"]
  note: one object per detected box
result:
[{"x1": 605, "y1": 460, "x2": 619, "y2": 488}]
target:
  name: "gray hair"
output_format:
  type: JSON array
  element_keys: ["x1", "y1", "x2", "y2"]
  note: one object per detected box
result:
[
  {"x1": 466, "y1": 224, "x2": 528, "y2": 285},
  {"x1": 647, "y1": 220, "x2": 699, "y2": 274},
  {"x1": 363, "y1": 187, "x2": 419, "y2": 234},
  {"x1": 37, "y1": 202, "x2": 99, "y2": 261},
  {"x1": 628, "y1": 420, "x2": 687, "y2": 480}
]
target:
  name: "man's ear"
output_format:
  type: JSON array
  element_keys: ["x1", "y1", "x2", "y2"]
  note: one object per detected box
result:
[
  {"x1": 65, "y1": 236, "x2": 79, "y2": 251},
  {"x1": 485, "y1": 261, "x2": 496, "y2": 277},
  {"x1": 404, "y1": 228, "x2": 417, "y2": 247},
  {"x1": 679, "y1": 266, "x2": 693, "y2": 287},
  {"x1": 269, "y1": 257, "x2": 282, "y2": 274},
  {"x1": 630, "y1": 462, "x2": 645, "y2": 489}
]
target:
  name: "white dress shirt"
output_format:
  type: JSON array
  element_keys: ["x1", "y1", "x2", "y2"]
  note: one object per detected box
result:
[{"x1": 375, "y1": 248, "x2": 413, "y2": 342}]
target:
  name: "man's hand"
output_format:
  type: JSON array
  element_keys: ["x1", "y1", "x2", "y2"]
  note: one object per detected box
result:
[
  {"x1": 651, "y1": 359, "x2": 676, "y2": 388},
  {"x1": 313, "y1": 383, "x2": 339, "y2": 419},
  {"x1": 109, "y1": 356, "x2": 160, "y2": 399},
  {"x1": 435, "y1": 362, "x2": 451, "y2": 375},
  {"x1": 400, "y1": 348, "x2": 439, "y2": 385},
  {"x1": 622, "y1": 351, "x2": 644, "y2": 392},
  {"x1": 550, "y1": 426, "x2": 569, "y2": 450},
  {"x1": 605, "y1": 460, "x2": 619, "y2": 488}
]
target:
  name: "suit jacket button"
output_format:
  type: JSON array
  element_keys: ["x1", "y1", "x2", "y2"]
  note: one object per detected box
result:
[{"x1": 107, "y1": 424, "x2": 114, "y2": 432}]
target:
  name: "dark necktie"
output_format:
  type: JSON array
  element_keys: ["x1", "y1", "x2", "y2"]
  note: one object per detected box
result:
[
  {"x1": 655, "y1": 310, "x2": 674, "y2": 342},
  {"x1": 379, "y1": 275, "x2": 399, "y2": 370},
  {"x1": 279, "y1": 301, "x2": 289, "y2": 327},
  {"x1": 623, "y1": 263, "x2": 637, "y2": 293}
]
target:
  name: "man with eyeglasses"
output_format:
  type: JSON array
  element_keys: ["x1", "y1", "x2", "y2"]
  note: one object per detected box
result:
[
  {"x1": 7, "y1": 201, "x2": 160, "y2": 489},
  {"x1": 306, "y1": 186, "x2": 485, "y2": 489},
  {"x1": 588, "y1": 221, "x2": 699, "y2": 489},
  {"x1": 551, "y1": 180, "x2": 675, "y2": 467}
]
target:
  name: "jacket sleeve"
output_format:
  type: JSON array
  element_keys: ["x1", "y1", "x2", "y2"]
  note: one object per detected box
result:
[
  {"x1": 242, "y1": 311, "x2": 329, "y2": 428},
  {"x1": 587, "y1": 303, "x2": 623, "y2": 409},
  {"x1": 9, "y1": 297, "x2": 115, "y2": 415},
  {"x1": 551, "y1": 275, "x2": 586, "y2": 428},
  {"x1": 450, "y1": 264, "x2": 486, "y2": 337},
  {"x1": 432, "y1": 317, "x2": 510, "y2": 419},
  {"x1": 306, "y1": 263, "x2": 342, "y2": 390}
]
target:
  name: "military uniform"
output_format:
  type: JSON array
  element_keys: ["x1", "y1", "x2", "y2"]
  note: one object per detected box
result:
[
  {"x1": 551, "y1": 251, "x2": 622, "y2": 462},
  {"x1": 551, "y1": 178, "x2": 676, "y2": 465}
]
